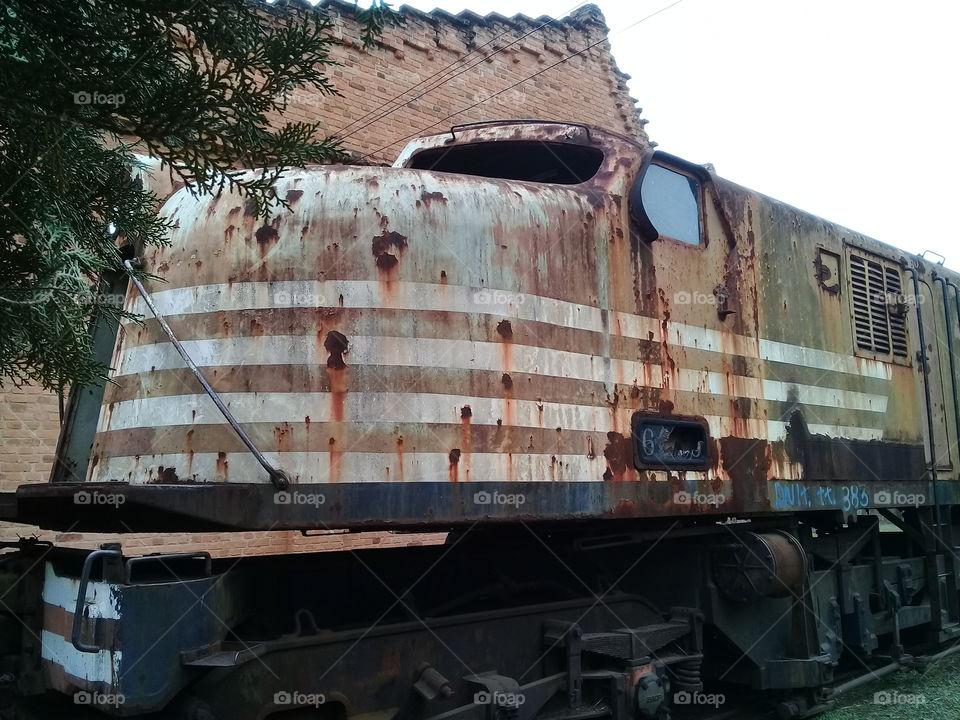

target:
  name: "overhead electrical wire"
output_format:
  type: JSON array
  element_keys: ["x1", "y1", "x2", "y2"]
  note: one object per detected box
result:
[
  {"x1": 358, "y1": 0, "x2": 685, "y2": 162},
  {"x1": 335, "y1": 0, "x2": 590, "y2": 141}
]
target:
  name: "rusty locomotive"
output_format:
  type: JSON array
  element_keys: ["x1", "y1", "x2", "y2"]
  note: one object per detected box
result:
[{"x1": 3, "y1": 119, "x2": 960, "y2": 719}]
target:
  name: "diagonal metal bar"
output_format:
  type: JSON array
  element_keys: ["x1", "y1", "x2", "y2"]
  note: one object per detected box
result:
[{"x1": 122, "y1": 258, "x2": 290, "y2": 489}]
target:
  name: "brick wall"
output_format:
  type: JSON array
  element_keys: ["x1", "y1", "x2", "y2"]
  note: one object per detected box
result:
[
  {"x1": 0, "y1": 385, "x2": 61, "y2": 488},
  {"x1": 277, "y1": 0, "x2": 646, "y2": 164},
  {"x1": 0, "y1": 0, "x2": 643, "y2": 556}
]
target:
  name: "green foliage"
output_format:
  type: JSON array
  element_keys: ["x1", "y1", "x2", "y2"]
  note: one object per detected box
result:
[{"x1": 0, "y1": 0, "x2": 393, "y2": 393}]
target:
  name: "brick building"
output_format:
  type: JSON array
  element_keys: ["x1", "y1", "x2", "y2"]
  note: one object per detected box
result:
[{"x1": 0, "y1": 0, "x2": 645, "y2": 556}]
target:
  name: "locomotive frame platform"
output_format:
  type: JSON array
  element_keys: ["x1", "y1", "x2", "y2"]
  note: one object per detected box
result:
[{"x1": 7, "y1": 478, "x2": 960, "y2": 532}]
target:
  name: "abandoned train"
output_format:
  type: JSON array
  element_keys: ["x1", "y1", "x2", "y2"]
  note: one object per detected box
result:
[{"x1": 3, "y1": 119, "x2": 960, "y2": 719}]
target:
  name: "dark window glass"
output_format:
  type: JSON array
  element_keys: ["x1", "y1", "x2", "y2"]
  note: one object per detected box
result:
[
  {"x1": 637, "y1": 163, "x2": 701, "y2": 245},
  {"x1": 407, "y1": 142, "x2": 603, "y2": 184}
]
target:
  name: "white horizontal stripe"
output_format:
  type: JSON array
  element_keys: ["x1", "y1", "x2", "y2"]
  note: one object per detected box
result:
[
  {"x1": 123, "y1": 280, "x2": 888, "y2": 380},
  {"x1": 42, "y1": 563, "x2": 122, "y2": 683},
  {"x1": 43, "y1": 563, "x2": 121, "y2": 619},
  {"x1": 762, "y1": 379, "x2": 888, "y2": 413},
  {"x1": 94, "y1": 451, "x2": 618, "y2": 484},
  {"x1": 766, "y1": 420, "x2": 883, "y2": 442},
  {"x1": 126, "y1": 280, "x2": 604, "y2": 333},
  {"x1": 759, "y1": 338, "x2": 892, "y2": 380},
  {"x1": 675, "y1": 368, "x2": 762, "y2": 398},
  {"x1": 803, "y1": 422, "x2": 884, "y2": 442},
  {"x1": 41, "y1": 630, "x2": 121, "y2": 684},
  {"x1": 100, "y1": 407, "x2": 776, "y2": 445},
  {"x1": 113, "y1": 336, "x2": 890, "y2": 418},
  {"x1": 115, "y1": 334, "x2": 659, "y2": 384},
  {"x1": 92, "y1": 418, "x2": 883, "y2": 485},
  {"x1": 661, "y1": 321, "x2": 759, "y2": 357},
  {"x1": 101, "y1": 388, "x2": 887, "y2": 437},
  {"x1": 103, "y1": 392, "x2": 612, "y2": 432}
]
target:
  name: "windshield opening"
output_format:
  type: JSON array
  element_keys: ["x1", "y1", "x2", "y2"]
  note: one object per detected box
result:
[{"x1": 407, "y1": 141, "x2": 604, "y2": 184}]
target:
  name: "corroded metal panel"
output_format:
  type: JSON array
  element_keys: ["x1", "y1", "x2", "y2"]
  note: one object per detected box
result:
[{"x1": 68, "y1": 119, "x2": 947, "y2": 527}]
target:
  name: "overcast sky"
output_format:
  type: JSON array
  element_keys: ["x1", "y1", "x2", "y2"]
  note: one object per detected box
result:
[{"x1": 388, "y1": 0, "x2": 960, "y2": 268}]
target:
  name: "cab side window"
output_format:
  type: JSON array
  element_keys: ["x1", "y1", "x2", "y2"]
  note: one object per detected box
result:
[{"x1": 631, "y1": 161, "x2": 702, "y2": 246}]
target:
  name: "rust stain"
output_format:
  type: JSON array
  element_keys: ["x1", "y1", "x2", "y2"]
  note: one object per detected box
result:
[
  {"x1": 324, "y1": 331, "x2": 349, "y2": 370},
  {"x1": 323, "y1": 332, "x2": 350, "y2": 427},
  {"x1": 421, "y1": 190, "x2": 447, "y2": 206},
  {"x1": 157, "y1": 466, "x2": 180, "y2": 483},
  {"x1": 372, "y1": 229, "x2": 409, "y2": 280},
  {"x1": 255, "y1": 226, "x2": 279, "y2": 244},
  {"x1": 459, "y1": 407, "x2": 473, "y2": 481},
  {"x1": 274, "y1": 422, "x2": 293, "y2": 453},
  {"x1": 371, "y1": 230, "x2": 408, "y2": 264},
  {"x1": 329, "y1": 436, "x2": 342, "y2": 484},
  {"x1": 448, "y1": 448, "x2": 461, "y2": 482},
  {"x1": 328, "y1": 369, "x2": 348, "y2": 424},
  {"x1": 395, "y1": 435, "x2": 405, "y2": 483},
  {"x1": 602, "y1": 431, "x2": 634, "y2": 482},
  {"x1": 376, "y1": 253, "x2": 399, "y2": 271},
  {"x1": 186, "y1": 428, "x2": 195, "y2": 475},
  {"x1": 215, "y1": 451, "x2": 228, "y2": 481},
  {"x1": 498, "y1": 319, "x2": 515, "y2": 428}
]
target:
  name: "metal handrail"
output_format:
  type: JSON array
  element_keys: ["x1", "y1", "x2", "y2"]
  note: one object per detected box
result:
[
  {"x1": 71, "y1": 548, "x2": 122, "y2": 653},
  {"x1": 449, "y1": 119, "x2": 593, "y2": 141}
]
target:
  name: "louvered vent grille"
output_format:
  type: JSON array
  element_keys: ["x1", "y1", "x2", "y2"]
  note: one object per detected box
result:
[
  {"x1": 886, "y1": 266, "x2": 909, "y2": 357},
  {"x1": 849, "y1": 254, "x2": 908, "y2": 359}
]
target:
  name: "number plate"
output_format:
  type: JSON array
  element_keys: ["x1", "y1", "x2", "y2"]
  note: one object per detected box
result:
[{"x1": 632, "y1": 417, "x2": 709, "y2": 468}]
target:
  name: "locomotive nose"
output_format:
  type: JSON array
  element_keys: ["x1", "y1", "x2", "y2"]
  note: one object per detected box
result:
[{"x1": 92, "y1": 164, "x2": 602, "y2": 485}]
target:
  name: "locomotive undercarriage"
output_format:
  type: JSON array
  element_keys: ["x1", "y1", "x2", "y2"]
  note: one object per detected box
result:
[{"x1": 3, "y1": 508, "x2": 960, "y2": 720}]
